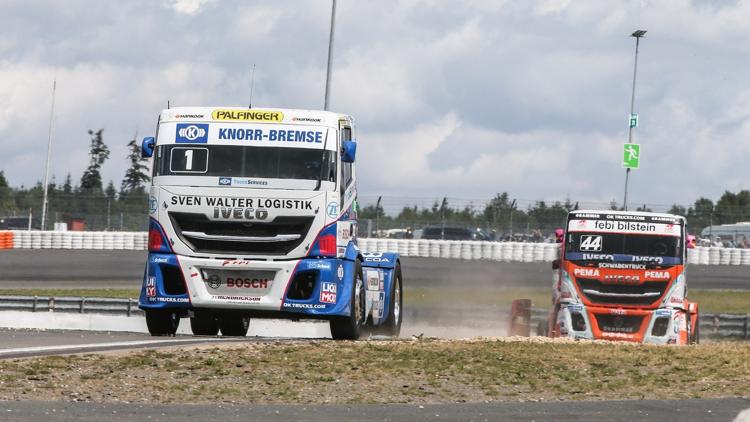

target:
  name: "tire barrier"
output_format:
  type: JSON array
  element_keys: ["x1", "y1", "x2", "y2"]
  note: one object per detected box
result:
[
  {"x1": 358, "y1": 238, "x2": 561, "y2": 262},
  {"x1": 1, "y1": 232, "x2": 749, "y2": 265},
  {"x1": 7, "y1": 231, "x2": 148, "y2": 251},
  {"x1": 0, "y1": 231, "x2": 13, "y2": 249},
  {"x1": 358, "y1": 239, "x2": 750, "y2": 265}
]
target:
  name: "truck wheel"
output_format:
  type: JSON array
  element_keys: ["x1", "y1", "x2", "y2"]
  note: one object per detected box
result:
[
  {"x1": 218, "y1": 315, "x2": 250, "y2": 337},
  {"x1": 330, "y1": 260, "x2": 365, "y2": 340},
  {"x1": 145, "y1": 310, "x2": 180, "y2": 336},
  {"x1": 377, "y1": 263, "x2": 402, "y2": 337},
  {"x1": 190, "y1": 310, "x2": 219, "y2": 336}
]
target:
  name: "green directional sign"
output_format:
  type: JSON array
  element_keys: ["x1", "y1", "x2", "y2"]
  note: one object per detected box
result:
[
  {"x1": 623, "y1": 143, "x2": 640, "y2": 169},
  {"x1": 629, "y1": 113, "x2": 639, "y2": 128}
]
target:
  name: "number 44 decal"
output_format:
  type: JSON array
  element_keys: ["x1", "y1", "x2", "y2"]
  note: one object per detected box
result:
[{"x1": 579, "y1": 235, "x2": 603, "y2": 251}]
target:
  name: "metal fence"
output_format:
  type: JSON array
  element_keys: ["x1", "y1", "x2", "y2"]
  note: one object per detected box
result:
[
  {"x1": 1, "y1": 296, "x2": 748, "y2": 339},
  {"x1": 0, "y1": 296, "x2": 142, "y2": 316}
]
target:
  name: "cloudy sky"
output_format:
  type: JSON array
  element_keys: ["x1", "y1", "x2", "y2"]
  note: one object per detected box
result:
[{"x1": 1, "y1": 0, "x2": 749, "y2": 210}]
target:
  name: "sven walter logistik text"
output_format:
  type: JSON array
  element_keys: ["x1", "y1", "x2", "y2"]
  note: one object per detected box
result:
[{"x1": 171, "y1": 196, "x2": 314, "y2": 210}]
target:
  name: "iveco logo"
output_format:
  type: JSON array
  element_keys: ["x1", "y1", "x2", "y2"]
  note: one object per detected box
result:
[
  {"x1": 603, "y1": 275, "x2": 640, "y2": 284},
  {"x1": 178, "y1": 125, "x2": 206, "y2": 140},
  {"x1": 207, "y1": 275, "x2": 221, "y2": 289}
]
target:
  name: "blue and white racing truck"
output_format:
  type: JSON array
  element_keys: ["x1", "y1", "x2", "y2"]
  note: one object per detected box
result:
[{"x1": 138, "y1": 107, "x2": 402, "y2": 340}]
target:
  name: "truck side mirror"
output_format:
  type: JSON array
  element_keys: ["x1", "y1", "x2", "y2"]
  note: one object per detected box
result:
[
  {"x1": 554, "y1": 228, "x2": 564, "y2": 243},
  {"x1": 341, "y1": 140, "x2": 357, "y2": 163},
  {"x1": 142, "y1": 137, "x2": 155, "y2": 158},
  {"x1": 551, "y1": 259, "x2": 560, "y2": 270}
]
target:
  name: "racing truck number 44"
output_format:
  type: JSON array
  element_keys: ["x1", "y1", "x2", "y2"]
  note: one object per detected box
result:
[{"x1": 537, "y1": 210, "x2": 699, "y2": 345}]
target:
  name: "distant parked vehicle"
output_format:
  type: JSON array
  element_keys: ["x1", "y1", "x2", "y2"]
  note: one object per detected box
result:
[
  {"x1": 420, "y1": 226, "x2": 490, "y2": 241},
  {"x1": 0, "y1": 216, "x2": 39, "y2": 230}
]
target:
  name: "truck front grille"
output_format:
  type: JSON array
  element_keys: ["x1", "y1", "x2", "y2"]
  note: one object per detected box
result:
[
  {"x1": 169, "y1": 212, "x2": 314, "y2": 255},
  {"x1": 594, "y1": 314, "x2": 645, "y2": 333},
  {"x1": 576, "y1": 278, "x2": 668, "y2": 306}
]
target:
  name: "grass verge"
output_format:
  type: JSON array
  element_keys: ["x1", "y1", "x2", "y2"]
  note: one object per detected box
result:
[
  {"x1": 0, "y1": 339, "x2": 748, "y2": 404},
  {"x1": 405, "y1": 287, "x2": 750, "y2": 314}
]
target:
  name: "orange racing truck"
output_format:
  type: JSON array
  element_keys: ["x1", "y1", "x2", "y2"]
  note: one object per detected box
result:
[{"x1": 542, "y1": 210, "x2": 699, "y2": 344}]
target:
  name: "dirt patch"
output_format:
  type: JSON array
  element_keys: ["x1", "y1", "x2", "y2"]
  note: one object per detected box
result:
[{"x1": 0, "y1": 338, "x2": 748, "y2": 404}]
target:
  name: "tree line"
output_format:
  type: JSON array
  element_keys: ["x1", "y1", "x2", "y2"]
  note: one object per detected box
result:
[
  {"x1": 0, "y1": 129, "x2": 150, "y2": 230},
  {"x1": 1, "y1": 134, "x2": 748, "y2": 235},
  {"x1": 360, "y1": 192, "x2": 750, "y2": 237}
]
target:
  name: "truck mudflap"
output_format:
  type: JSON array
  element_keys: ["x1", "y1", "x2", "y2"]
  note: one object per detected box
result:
[
  {"x1": 554, "y1": 303, "x2": 699, "y2": 344},
  {"x1": 361, "y1": 252, "x2": 400, "y2": 327}
]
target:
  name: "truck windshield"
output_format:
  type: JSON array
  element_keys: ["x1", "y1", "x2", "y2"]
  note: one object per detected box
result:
[
  {"x1": 565, "y1": 232, "x2": 683, "y2": 265},
  {"x1": 154, "y1": 145, "x2": 336, "y2": 182}
]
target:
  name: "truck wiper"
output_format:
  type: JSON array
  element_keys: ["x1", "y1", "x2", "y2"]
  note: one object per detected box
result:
[{"x1": 314, "y1": 129, "x2": 331, "y2": 191}]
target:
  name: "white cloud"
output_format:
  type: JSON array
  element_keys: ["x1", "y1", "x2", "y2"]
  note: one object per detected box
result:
[
  {"x1": 2, "y1": 0, "x2": 750, "y2": 209},
  {"x1": 164, "y1": 0, "x2": 216, "y2": 16}
]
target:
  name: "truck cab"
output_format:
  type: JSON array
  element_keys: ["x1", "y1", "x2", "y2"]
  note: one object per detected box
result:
[
  {"x1": 547, "y1": 210, "x2": 698, "y2": 344},
  {"x1": 139, "y1": 107, "x2": 402, "y2": 339}
]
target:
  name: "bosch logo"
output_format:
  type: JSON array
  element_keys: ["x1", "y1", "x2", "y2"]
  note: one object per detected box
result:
[{"x1": 175, "y1": 123, "x2": 209, "y2": 143}]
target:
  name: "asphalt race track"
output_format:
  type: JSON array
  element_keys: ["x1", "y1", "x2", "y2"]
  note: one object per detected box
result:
[
  {"x1": 0, "y1": 397, "x2": 747, "y2": 422},
  {"x1": 1, "y1": 249, "x2": 748, "y2": 290}
]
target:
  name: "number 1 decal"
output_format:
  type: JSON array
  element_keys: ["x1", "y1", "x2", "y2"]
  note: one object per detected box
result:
[{"x1": 184, "y1": 149, "x2": 193, "y2": 170}]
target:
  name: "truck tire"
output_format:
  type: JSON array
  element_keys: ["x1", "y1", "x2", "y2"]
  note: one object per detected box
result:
[
  {"x1": 330, "y1": 260, "x2": 365, "y2": 340},
  {"x1": 190, "y1": 310, "x2": 219, "y2": 336},
  {"x1": 376, "y1": 263, "x2": 402, "y2": 337},
  {"x1": 218, "y1": 314, "x2": 250, "y2": 337},
  {"x1": 145, "y1": 310, "x2": 180, "y2": 336}
]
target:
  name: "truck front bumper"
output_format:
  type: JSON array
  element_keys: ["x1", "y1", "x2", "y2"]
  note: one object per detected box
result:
[
  {"x1": 556, "y1": 303, "x2": 690, "y2": 344},
  {"x1": 138, "y1": 253, "x2": 356, "y2": 318}
]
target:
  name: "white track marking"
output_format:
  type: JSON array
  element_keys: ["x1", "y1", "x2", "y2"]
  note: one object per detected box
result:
[{"x1": 0, "y1": 337, "x2": 236, "y2": 357}]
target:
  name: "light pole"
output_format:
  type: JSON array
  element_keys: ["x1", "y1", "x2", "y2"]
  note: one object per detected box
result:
[
  {"x1": 622, "y1": 29, "x2": 646, "y2": 211},
  {"x1": 41, "y1": 76, "x2": 58, "y2": 231},
  {"x1": 323, "y1": 0, "x2": 337, "y2": 110}
]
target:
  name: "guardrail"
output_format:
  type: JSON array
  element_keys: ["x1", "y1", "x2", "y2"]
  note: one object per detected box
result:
[
  {"x1": 0, "y1": 296, "x2": 747, "y2": 339},
  {"x1": 699, "y1": 313, "x2": 750, "y2": 339},
  {"x1": 2, "y1": 230, "x2": 750, "y2": 265},
  {"x1": 0, "y1": 296, "x2": 142, "y2": 316}
]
